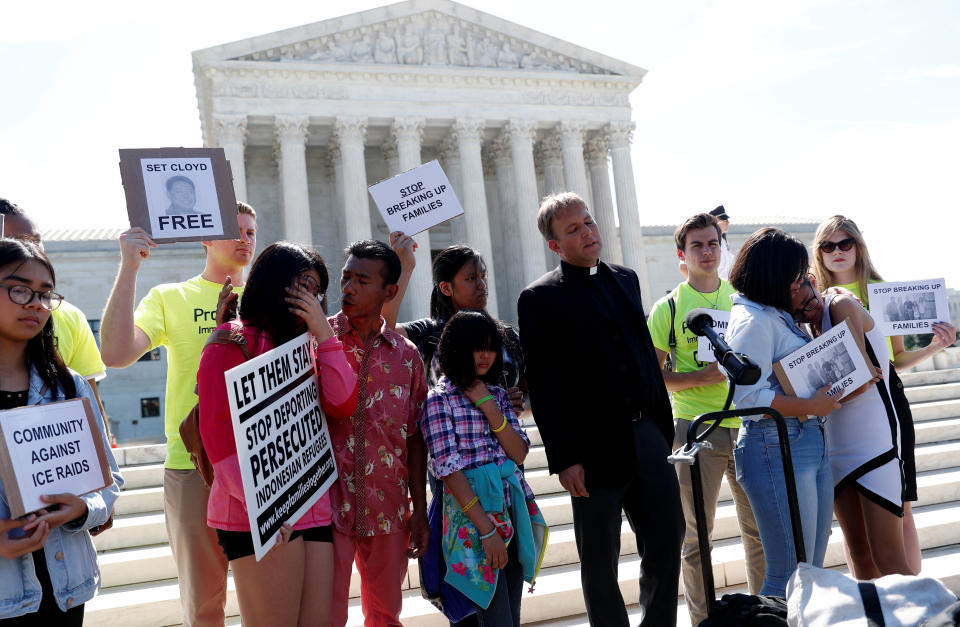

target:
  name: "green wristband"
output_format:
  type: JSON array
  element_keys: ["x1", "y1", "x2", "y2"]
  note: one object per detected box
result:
[{"x1": 475, "y1": 394, "x2": 495, "y2": 408}]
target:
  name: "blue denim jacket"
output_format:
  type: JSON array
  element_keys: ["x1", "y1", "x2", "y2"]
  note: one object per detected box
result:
[
  {"x1": 725, "y1": 294, "x2": 811, "y2": 419},
  {"x1": 0, "y1": 369, "x2": 123, "y2": 618}
]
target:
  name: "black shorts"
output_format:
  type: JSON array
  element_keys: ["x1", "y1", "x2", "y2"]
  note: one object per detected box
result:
[
  {"x1": 888, "y1": 367, "x2": 918, "y2": 501},
  {"x1": 215, "y1": 525, "x2": 333, "y2": 562}
]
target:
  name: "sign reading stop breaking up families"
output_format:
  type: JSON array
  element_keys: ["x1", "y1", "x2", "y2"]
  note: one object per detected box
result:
[
  {"x1": 773, "y1": 320, "x2": 874, "y2": 401},
  {"x1": 0, "y1": 398, "x2": 113, "y2": 518},
  {"x1": 226, "y1": 332, "x2": 337, "y2": 561},
  {"x1": 368, "y1": 160, "x2": 464, "y2": 236},
  {"x1": 118, "y1": 148, "x2": 240, "y2": 243},
  {"x1": 867, "y1": 279, "x2": 950, "y2": 336}
]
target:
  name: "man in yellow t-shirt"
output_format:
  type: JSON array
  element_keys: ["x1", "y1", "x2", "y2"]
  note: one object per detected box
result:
[
  {"x1": 647, "y1": 212, "x2": 764, "y2": 626},
  {"x1": 100, "y1": 203, "x2": 257, "y2": 627}
]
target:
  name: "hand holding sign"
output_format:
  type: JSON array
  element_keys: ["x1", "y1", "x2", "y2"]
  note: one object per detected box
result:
[
  {"x1": 0, "y1": 515, "x2": 49, "y2": 559},
  {"x1": 36, "y1": 493, "x2": 88, "y2": 530},
  {"x1": 118, "y1": 227, "x2": 158, "y2": 267},
  {"x1": 389, "y1": 231, "x2": 418, "y2": 272},
  {"x1": 810, "y1": 383, "x2": 843, "y2": 416}
]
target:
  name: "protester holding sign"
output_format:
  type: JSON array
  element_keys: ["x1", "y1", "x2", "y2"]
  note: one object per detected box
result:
[
  {"x1": 100, "y1": 202, "x2": 257, "y2": 627},
  {"x1": 197, "y1": 242, "x2": 357, "y2": 626},
  {"x1": 647, "y1": 213, "x2": 763, "y2": 627},
  {"x1": 811, "y1": 215, "x2": 957, "y2": 573},
  {"x1": 792, "y1": 275, "x2": 912, "y2": 578},
  {"x1": 724, "y1": 227, "x2": 839, "y2": 597},
  {"x1": 420, "y1": 310, "x2": 547, "y2": 625},
  {"x1": 0, "y1": 238, "x2": 121, "y2": 623},
  {"x1": 327, "y1": 240, "x2": 429, "y2": 627}
]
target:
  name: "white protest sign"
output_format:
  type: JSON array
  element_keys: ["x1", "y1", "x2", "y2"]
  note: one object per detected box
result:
[
  {"x1": 694, "y1": 309, "x2": 731, "y2": 362},
  {"x1": 0, "y1": 398, "x2": 113, "y2": 518},
  {"x1": 368, "y1": 160, "x2": 464, "y2": 235},
  {"x1": 226, "y1": 332, "x2": 338, "y2": 561},
  {"x1": 773, "y1": 320, "x2": 873, "y2": 400},
  {"x1": 867, "y1": 279, "x2": 950, "y2": 336}
]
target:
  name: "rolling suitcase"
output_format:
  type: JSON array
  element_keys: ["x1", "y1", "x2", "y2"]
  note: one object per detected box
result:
[{"x1": 669, "y1": 406, "x2": 806, "y2": 626}]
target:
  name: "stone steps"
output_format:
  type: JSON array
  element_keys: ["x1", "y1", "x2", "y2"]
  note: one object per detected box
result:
[{"x1": 84, "y1": 369, "x2": 960, "y2": 626}]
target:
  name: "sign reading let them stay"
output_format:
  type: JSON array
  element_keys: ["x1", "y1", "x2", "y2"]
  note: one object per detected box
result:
[
  {"x1": 0, "y1": 398, "x2": 113, "y2": 518},
  {"x1": 368, "y1": 160, "x2": 464, "y2": 235},
  {"x1": 226, "y1": 332, "x2": 338, "y2": 561}
]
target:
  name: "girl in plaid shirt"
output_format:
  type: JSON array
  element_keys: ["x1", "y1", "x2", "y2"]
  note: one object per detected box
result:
[{"x1": 421, "y1": 310, "x2": 547, "y2": 626}]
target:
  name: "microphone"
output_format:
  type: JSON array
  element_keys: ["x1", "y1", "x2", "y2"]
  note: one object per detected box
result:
[{"x1": 685, "y1": 309, "x2": 761, "y2": 386}]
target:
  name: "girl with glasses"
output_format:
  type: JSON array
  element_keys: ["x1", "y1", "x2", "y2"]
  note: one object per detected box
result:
[
  {"x1": 197, "y1": 242, "x2": 358, "y2": 627},
  {"x1": 812, "y1": 215, "x2": 957, "y2": 575},
  {"x1": 0, "y1": 238, "x2": 122, "y2": 625}
]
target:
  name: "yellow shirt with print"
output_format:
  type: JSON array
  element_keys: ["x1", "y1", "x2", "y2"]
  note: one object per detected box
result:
[
  {"x1": 836, "y1": 280, "x2": 895, "y2": 361},
  {"x1": 52, "y1": 300, "x2": 106, "y2": 381},
  {"x1": 134, "y1": 275, "x2": 242, "y2": 469},
  {"x1": 647, "y1": 280, "x2": 740, "y2": 428}
]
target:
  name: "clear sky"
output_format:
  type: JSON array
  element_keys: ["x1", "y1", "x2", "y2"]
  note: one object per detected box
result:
[{"x1": 1, "y1": 0, "x2": 957, "y2": 285}]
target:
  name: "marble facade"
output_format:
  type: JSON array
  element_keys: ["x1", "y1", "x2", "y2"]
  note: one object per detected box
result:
[{"x1": 193, "y1": 0, "x2": 651, "y2": 322}]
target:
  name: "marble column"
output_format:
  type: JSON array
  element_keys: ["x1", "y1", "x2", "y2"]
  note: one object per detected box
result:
[
  {"x1": 274, "y1": 115, "x2": 312, "y2": 243},
  {"x1": 212, "y1": 114, "x2": 248, "y2": 201},
  {"x1": 453, "y1": 118, "x2": 499, "y2": 318},
  {"x1": 490, "y1": 136, "x2": 519, "y2": 320},
  {"x1": 382, "y1": 142, "x2": 400, "y2": 177},
  {"x1": 605, "y1": 121, "x2": 652, "y2": 309},
  {"x1": 558, "y1": 121, "x2": 590, "y2": 201},
  {"x1": 439, "y1": 135, "x2": 467, "y2": 244},
  {"x1": 391, "y1": 117, "x2": 431, "y2": 321},
  {"x1": 535, "y1": 134, "x2": 565, "y2": 268},
  {"x1": 584, "y1": 136, "x2": 622, "y2": 265},
  {"x1": 333, "y1": 116, "x2": 371, "y2": 245},
  {"x1": 328, "y1": 144, "x2": 346, "y2": 253},
  {"x1": 506, "y1": 120, "x2": 546, "y2": 289}
]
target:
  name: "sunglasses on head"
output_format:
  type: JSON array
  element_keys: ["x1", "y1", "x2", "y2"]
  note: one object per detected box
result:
[{"x1": 819, "y1": 237, "x2": 855, "y2": 254}]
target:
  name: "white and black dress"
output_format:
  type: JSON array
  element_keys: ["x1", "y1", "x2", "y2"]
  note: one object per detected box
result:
[{"x1": 821, "y1": 295, "x2": 905, "y2": 515}]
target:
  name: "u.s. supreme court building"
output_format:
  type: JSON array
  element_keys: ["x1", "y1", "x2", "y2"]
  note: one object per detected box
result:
[{"x1": 45, "y1": 0, "x2": 820, "y2": 442}]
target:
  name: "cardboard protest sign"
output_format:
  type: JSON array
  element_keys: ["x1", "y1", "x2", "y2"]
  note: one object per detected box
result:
[
  {"x1": 694, "y1": 309, "x2": 731, "y2": 363},
  {"x1": 0, "y1": 398, "x2": 113, "y2": 518},
  {"x1": 119, "y1": 148, "x2": 239, "y2": 243},
  {"x1": 773, "y1": 320, "x2": 873, "y2": 401},
  {"x1": 867, "y1": 279, "x2": 950, "y2": 336},
  {"x1": 226, "y1": 332, "x2": 338, "y2": 561},
  {"x1": 368, "y1": 160, "x2": 464, "y2": 236}
]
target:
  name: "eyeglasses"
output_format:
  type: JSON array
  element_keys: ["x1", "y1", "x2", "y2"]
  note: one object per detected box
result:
[
  {"x1": 292, "y1": 275, "x2": 322, "y2": 297},
  {"x1": 0, "y1": 284, "x2": 63, "y2": 310},
  {"x1": 794, "y1": 278, "x2": 819, "y2": 315},
  {"x1": 819, "y1": 237, "x2": 856, "y2": 254}
]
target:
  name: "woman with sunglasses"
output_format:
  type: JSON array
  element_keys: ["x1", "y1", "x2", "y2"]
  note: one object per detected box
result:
[
  {"x1": 0, "y1": 238, "x2": 122, "y2": 625},
  {"x1": 724, "y1": 228, "x2": 840, "y2": 596},
  {"x1": 793, "y1": 273, "x2": 912, "y2": 577},
  {"x1": 812, "y1": 215, "x2": 956, "y2": 574},
  {"x1": 197, "y1": 242, "x2": 357, "y2": 627}
]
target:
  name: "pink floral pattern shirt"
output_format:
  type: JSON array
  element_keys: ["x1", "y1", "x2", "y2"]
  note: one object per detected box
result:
[{"x1": 328, "y1": 312, "x2": 427, "y2": 537}]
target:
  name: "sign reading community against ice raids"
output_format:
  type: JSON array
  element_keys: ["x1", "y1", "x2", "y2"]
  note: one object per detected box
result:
[
  {"x1": 0, "y1": 399, "x2": 113, "y2": 518},
  {"x1": 119, "y1": 148, "x2": 240, "y2": 243},
  {"x1": 693, "y1": 309, "x2": 731, "y2": 363},
  {"x1": 226, "y1": 332, "x2": 337, "y2": 561},
  {"x1": 773, "y1": 320, "x2": 873, "y2": 401},
  {"x1": 867, "y1": 279, "x2": 950, "y2": 336},
  {"x1": 368, "y1": 160, "x2": 464, "y2": 235}
]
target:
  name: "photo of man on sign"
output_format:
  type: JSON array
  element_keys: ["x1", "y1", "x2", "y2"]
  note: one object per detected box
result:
[{"x1": 164, "y1": 176, "x2": 201, "y2": 215}]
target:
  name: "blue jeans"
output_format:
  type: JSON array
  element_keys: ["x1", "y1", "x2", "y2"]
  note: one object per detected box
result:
[
  {"x1": 472, "y1": 539, "x2": 523, "y2": 627},
  {"x1": 734, "y1": 417, "x2": 833, "y2": 596}
]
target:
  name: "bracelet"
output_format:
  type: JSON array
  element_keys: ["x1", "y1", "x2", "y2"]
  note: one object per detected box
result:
[
  {"x1": 461, "y1": 496, "x2": 479, "y2": 513},
  {"x1": 475, "y1": 394, "x2": 495, "y2": 408},
  {"x1": 479, "y1": 527, "x2": 498, "y2": 540},
  {"x1": 491, "y1": 416, "x2": 508, "y2": 433}
]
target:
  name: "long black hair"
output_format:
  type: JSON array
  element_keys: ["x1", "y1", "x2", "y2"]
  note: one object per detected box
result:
[
  {"x1": 437, "y1": 309, "x2": 504, "y2": 389},
  {"x1": 0, "y1": 238, "x2": 76, "y2": 399},
  {"x1": 430, "y1": 245, "x2": 483, "y2": 321},
  {"x1": 239, "y1": 242, "x2": 329, "y2": 346},
  {"x1": 729, "y1": 227, "x2": 808, "y2": 312}
]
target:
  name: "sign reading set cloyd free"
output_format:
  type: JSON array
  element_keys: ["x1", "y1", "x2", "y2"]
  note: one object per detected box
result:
[
  {"x1": 0, "y1": 398, "x2": 113, "y2": 518},
  {"x1": 226, "y1": 332, "x2": 338, "y2": 561},
  {"x1": 368, "y1": 160, "x2": 464, "y2": 235}
]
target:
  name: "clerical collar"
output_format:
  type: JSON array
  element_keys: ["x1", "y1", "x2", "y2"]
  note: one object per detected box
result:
[{"x1": 561, "y1": 259, "x2": 601, "y2": 278}]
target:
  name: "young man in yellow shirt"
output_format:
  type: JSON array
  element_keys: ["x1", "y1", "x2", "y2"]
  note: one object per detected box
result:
[
  {"x1": 100, "y1": 203, "x2": 257, "y2": 627},
  {"x1": 647, "y1": 212, "x2": 763, "y2": 626}
]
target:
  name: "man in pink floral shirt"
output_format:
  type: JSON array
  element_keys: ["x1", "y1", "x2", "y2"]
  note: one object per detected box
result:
[{"x1": 327, "y1": 240, "x2": 429, "y2": 627}]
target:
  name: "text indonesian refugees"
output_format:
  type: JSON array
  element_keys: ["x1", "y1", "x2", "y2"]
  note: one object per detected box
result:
[
  {"x1": 0, "y1": 238, "x2": 122, "y2": 624},
  {"x1": 326, "y1": 240, "x2": 430, "y2": 627},
  {"x1": 647, "y1": 212, "x2": 764, "y2": 626},
  {"x1": 99, "y1": 203, "x2": 257, "y2": 627},
  {"x1": 518, "y1": 192, "x2": 683, "y2": 627}
]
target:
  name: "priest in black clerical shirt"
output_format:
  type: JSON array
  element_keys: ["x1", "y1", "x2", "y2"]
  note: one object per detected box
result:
[{"x1": 518, "y1": 192, "x2": 683, "y2": 627}]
